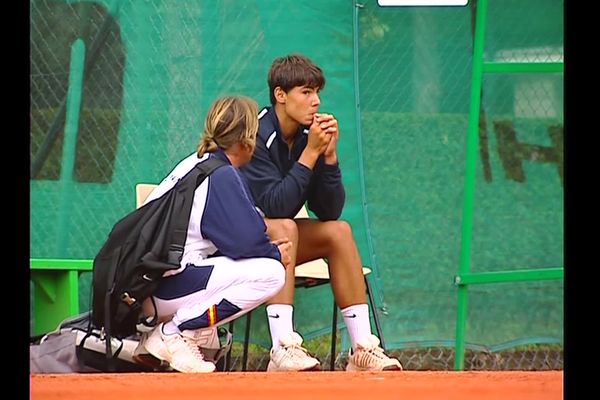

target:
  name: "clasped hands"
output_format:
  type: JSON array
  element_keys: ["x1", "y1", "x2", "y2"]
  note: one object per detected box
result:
[{"x1": 307, "y1": 113, "x2": 338, "y2": 164}]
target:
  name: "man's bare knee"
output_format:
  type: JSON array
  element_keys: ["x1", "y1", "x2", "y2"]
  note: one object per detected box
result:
[
  {"x1": 329, "y1": 220, "x2": 353, "y2": 243},
  {"x1": 266, "y1": 218, "x2": 298, "y2": 242}
]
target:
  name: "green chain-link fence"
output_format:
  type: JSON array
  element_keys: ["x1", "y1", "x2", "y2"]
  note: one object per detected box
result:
[{"x1": 30, "y1": 0, "x2": 563, "y2": 370}]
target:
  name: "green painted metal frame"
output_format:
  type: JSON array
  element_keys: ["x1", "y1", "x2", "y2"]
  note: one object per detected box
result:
[
  {"x1": 30, "y1": 258, "x2": 93, "y2": 335},
  {"x1": 455, "y1": 267, "x2": 563, "y2": 286},
  {"x1": 30, "y1": 259, "x2": 94, "y2": 271},
  {"x1": 455, "y1": 0, "x2": 564, "y2": 370}
]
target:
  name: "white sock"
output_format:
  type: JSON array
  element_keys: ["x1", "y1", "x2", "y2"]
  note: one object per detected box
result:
[
  {"x1": 162, "y1": 321, "x2": 181, "y2": 335},
  {"x1": 266, "y1": 304, "x2": 294, "y2": 350},
  {"x1": 341, "y1": 304, "x2": 371, "y2": 351}
]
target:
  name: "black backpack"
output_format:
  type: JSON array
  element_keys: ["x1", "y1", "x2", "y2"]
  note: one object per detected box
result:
[{"x1": 91, "y1": 157, "x2": 226, "y2": 353}]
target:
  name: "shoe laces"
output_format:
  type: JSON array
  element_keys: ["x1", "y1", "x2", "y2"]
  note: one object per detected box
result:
[
  {"x1": 181, "y1": 335, "x2": 205, "y2": 360},
  {"x1": 353, "y1": 336, "x2": 391, "y2": 362},
  {"x1": 282, "y1": 342, "x2": 312, "y2": 359},
  {"x1": 274, "y1": 332, "x2": 315, "y2": 362},
  {"x1": 364, "y1": 345, "x2": 388, "y2": 360},
  {"x1": 182, "y1": 328, "x2": 217, "y2": 348}
]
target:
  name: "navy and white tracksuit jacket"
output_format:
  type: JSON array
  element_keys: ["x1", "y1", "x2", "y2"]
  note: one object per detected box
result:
[
  {"x1": 240, "y1": 106, "x2": 346, "y2": 220},
  {"x1": 142, "y1": 149, "x2": 285, "y2": 331}
]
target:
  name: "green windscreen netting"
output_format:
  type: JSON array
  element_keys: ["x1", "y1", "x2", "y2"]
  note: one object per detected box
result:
[{"x1": 30, "y1": 0, "x2": 563, "y2": 370}]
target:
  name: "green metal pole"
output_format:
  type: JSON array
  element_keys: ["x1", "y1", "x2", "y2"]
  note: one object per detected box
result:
[
  {"x1": 455, "y1": 0, "x2": 488, "y2": 371},
  {"x1": 353, "y1": 1, "x2": 384, "y2": 333},
  {"x1": 56, "y1": 39, "x2": 86, "y2": 256},
  {"x1": 483, "y1": 61, "x2": 564, "y2": 74},
  {"x1": 30, "y1": 258, "x2": 93, "y2": 271},
  {"x1": 455, "y1": 267, "x2": 564, "y2": 285}
]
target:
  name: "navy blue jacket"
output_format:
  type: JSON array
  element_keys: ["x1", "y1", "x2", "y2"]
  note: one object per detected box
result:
[
  {"x1": 147, "y1": 149, "x2": 281, "y2": 269},
  {"x1": 240, "y1": 107, "x2": 345, "y2": 220}
]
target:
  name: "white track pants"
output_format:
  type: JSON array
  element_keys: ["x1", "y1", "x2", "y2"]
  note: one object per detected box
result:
[{"x1": 144, "y1": 256, "x2": 285, "y2": 331}]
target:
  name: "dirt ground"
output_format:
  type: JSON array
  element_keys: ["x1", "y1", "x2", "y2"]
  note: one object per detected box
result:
[{"x1": 31, "y1": 370, "x2": 562, "y2": 400}]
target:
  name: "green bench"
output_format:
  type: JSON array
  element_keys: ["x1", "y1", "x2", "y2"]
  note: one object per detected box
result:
[{"x1": 30, "y1": 258, "x2": 93, "y2": 335}]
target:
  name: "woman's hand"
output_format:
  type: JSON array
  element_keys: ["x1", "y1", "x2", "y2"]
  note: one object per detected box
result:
[{"x1": 273, "y1": 238, "x2": 293, "y2": 269}]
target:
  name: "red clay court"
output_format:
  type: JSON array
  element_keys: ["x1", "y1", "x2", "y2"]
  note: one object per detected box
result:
[{"x1": 31, "y1": 370, "x2": 563, "y2": 400}]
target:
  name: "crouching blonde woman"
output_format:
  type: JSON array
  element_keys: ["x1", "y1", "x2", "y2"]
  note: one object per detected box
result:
[{"x1": 138, "y1": 96, "x2": 292, "y2": 373}]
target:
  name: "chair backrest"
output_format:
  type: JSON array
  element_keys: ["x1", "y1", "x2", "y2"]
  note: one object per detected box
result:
[
  {"x1": 294, "y1": 205, "x2": 310, "y2": 219},
  {"x1": 135, "y1": 183, "x2": 158, "y2": 209}
]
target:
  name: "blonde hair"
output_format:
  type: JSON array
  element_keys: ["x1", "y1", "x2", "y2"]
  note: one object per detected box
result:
[{"x1": 197, "y1": 96, "x2": 259, "y2": 157}]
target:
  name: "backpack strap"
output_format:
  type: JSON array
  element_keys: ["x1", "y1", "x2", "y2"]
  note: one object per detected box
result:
[{"x1": 168, "y1": 156, "x2": 227, "y2": 264}]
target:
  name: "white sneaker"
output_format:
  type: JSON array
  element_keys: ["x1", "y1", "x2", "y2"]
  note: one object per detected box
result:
[
  {"x1": 144, "y1": 323, "x2": 216, "y2": 373},
  {"x1": 178, "y1": 327, "x2": 223, "y2": 363},
  {"x1": 132, "y1": 331, "x2": 171, "y2": 370},
  {"x1": 346, "y1": 335, "x2": 403, "y2": 371},
  {"x1": 267, "y1": 332, "x2": 321, "y2": 371},
  {"x1": 183, "y1": 327, "x2": 220, "y2": 348}
]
